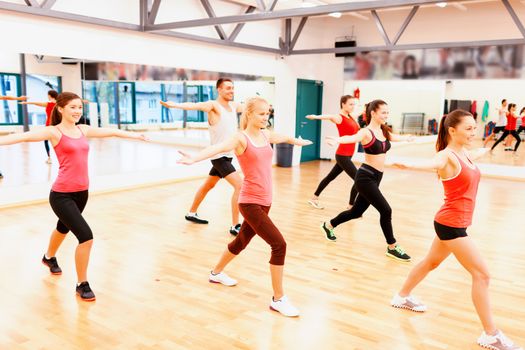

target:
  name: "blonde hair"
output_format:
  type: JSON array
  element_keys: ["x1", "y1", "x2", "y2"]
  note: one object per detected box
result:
[{"x1": 240, "y1": 96, "x2": 268, "y2": 130}]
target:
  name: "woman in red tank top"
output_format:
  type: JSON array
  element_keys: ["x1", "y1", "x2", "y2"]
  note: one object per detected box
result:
[
  {"x1": 306, "y1": 95, "x2": 360, "y2": 210},
  {"x1": 391, "y1": 110, "x2": 521, "y2": 349},
  {"x1": 490, "y1": 103, "x2": 521, "y2": 154},
  {"x1": 178, "y1": 97, "x2": 312, "y2": 317},
  {"x1": 1, "y1": 92, "x2": 146, "y2": 301}
]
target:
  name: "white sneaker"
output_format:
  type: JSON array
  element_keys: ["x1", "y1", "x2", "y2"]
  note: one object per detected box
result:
[
  {"x1": 477, "y1": 330, "x2": 522, "y2": 350},
  {"x1": 307, "y1": 199, "x2": 324, "y2": 209},
  {"x1": 269, "y1": 295, "x2": 300, "y2": 317},
  {"x1": 208, "y1": 271, "x2": 237, "y2": 286},
  {"x1": 390, "y1": 294, "x2": 427, "y2": 312}
]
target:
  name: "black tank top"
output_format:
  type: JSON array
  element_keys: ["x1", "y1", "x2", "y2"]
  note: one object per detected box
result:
[{"x1": 363, "y1": 129, "x2": 391, "y2": 155}]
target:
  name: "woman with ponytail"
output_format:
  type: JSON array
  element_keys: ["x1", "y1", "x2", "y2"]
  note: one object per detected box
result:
[
  {"x1": 321, "y1": 99, "x2": 414, "y2": 262},
  {"x1": 178, "y1": 96, "x2": 312, "y2": 317},
  {"x1": 0, "y1": 92, "x2": 147, "y2": 301},
  {"x1": 390, "y1": 110, "x2": 521, "y2": 350}
]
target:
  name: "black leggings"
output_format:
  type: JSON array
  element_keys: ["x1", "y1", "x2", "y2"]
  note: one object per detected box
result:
[
  {"x1": 491, "y1": 130, "x2": 521, "y2": 152},
  {"x1": 314, "y1": 154, "x2": 358, "y2": 205},
  {"x1": 49, "y1": 190, "x2": 93, "y2": 244},
  {"x1": 44, "y1": 140, "x2": 50, "y2": 157},
  {"x1": 330, "y1": 164, "x2": 396, "y2": 245}
]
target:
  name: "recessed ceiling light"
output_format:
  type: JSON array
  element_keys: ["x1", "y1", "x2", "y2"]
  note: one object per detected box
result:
[
  {"x1": 329, "y1": 12, "x2": 342, "y2": 18},
  {"x1": 436, "y1": 2, "x2": 447, "y2": 7}
]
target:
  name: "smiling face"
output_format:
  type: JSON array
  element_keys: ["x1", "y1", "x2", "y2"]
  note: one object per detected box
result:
[
  {"x1": 58, "y1": 98, "x2": 83, "y2": 124},
  {"x1": 341, "y1": 98, "x2": 356, "y2": 115},
  {"x1": 370, "y1": 103, "x2": 389, "y2": 125},
  {"x1": 248, "y1": 100, "x2": 270, "y2": 129},
  {"x1": 217, "y1": 81, "x2": 234, "y2": 102},
  {"x1": 448, "y1": 115, "x2": 476, "y2": 147}
]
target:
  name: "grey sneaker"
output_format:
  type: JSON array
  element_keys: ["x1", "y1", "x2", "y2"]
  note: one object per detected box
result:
[
  {"x1": 390, "y1": 294, "x2": 427, "y2": 312},
  {"x1": 386, "y1": 245, "x2": 411, "y2": 262},
  {"x1": 477, "y1": 330, "x2": 522, "y2": 350}
]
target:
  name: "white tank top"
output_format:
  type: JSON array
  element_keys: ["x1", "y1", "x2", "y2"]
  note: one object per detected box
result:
[
  {"x1": 496, "y1": 107, "x2": 507, "y2": 126},
  {"x1": 209, "y1": 102, "x2": 238, "y2": 159}
]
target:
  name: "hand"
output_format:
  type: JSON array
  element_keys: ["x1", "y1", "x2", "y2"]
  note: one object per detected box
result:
[
  {"x1": 137, "y1": 133, "x2": 149, "y2": 142},
  {"x1": 305, "y1": 115, "x2": 316, "y2": 120},
  {"x1": 392, "y1": 163, "x2": 409, "y2": 169},
  {"x1": 177, "y1": 150, "x2": 195, "y2": 165},
  {"x1": 325, "y1": 136, "x2": 339, "y2": 147},
  {"x1": 18, "y1": 96, "x2": 27, "y2": 101},
  {"x1": 296, "y1": 139, "x2": 313, "y2": 146},
  {"x1": 160, "y1": 101, "x2": 174, "y2": 108}
]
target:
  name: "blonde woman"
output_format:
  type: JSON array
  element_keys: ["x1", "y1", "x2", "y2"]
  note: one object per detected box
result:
[{"x1": 179, "y1": 97, "x2": 312, "y2": 317}]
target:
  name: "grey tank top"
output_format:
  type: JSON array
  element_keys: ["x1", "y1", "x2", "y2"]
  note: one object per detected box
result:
[{"x1": 209, "y1": 102, "x2": 238, "y2": 159}]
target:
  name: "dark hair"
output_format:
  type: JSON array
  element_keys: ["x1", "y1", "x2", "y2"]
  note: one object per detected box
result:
[
  {"x1": 507, "y1": 103, "x2": 516, "y2": 112},
  {"x1": 365, "y1": 99, "x2": 391, "y2": 141},
  {"x1": 436, "y1": 109, "x2": 473, "y2": 152},
  {"x1": 48, "y1": 90, "x2": 58, "y2": 99},
  {"x1": 216, "y1": 78, "x2": 233, "y2": 89},
  {"x1": 520, "y1": 107, "x2": 525, "y2": 115},
  {"x1": 50, "y1": 92, "x2": 82, "y2": 126},
  {"x1": 339, "y1": 95, "x2": 355, "y2": 109},
  {"x1": 501, "y1": 99, "x2": 507, "y2": 105}
]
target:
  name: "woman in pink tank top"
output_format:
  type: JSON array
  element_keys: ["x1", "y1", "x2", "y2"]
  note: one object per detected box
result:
[
  {"x1": 390, "y1": 110, "x2": 521, "y2": 349},
  {"x1": 0, "y1": 92, "x2": 146, "y2": 302},
  {"x1": 178, "y1": 97, "x2": 312, "y2": 317}
]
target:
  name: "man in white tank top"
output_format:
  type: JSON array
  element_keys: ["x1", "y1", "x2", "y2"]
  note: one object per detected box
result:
[
  {"x1": 160, "y1": 78, "x2": 243, "y2": 235},
  {"x1": 483, "y1": 99, "x2": 507, "y2": 147}
]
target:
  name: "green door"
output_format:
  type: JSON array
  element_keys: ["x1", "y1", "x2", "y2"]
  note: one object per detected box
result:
[{"x1": 295, "y1": 79, "x2": 323, "y2": 162}]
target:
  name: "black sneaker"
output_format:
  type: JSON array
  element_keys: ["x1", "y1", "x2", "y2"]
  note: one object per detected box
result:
[
  {"x1": 76, "y1": 281, "x2": 96, "y2": 301},
  {"x1": 229, "y1": 224, "x2": 241, "y2": 236},
  {"x1": 42, "y1": 255, "x2": 62, "y2": 275},
  {"x1": 185, "y1": 213, "x2": 209, "y2": 224},
  {"x1": 321, "y1": 222, "x2": 337, "y2": 242},
  {"x1": 0, "y1": 173, "x2": 3, "y2": 179},
  {"x1": 386, "y1": 245, "x2": 411, "y2": 262}
]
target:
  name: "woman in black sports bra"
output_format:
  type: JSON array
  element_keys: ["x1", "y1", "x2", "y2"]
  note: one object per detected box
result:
[{"x1": 320, "y1": 99, "x2": 414, "y2": 262}]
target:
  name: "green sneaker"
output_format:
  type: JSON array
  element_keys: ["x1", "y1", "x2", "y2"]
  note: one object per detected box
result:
[
  {"x1": 321, "y1": 222, "x2": 337, "y2": 242},
  {"x1": 386, "y1": 245, "x2": 411, "y2": 262}
]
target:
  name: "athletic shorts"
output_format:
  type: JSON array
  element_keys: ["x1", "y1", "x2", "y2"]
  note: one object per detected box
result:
[
  {"x1": 493, "y1": 126, "x2": 505, "y2": 133},
  {"x1": 209, "y1": 157, "x2": 236, "y2": 178},
  {"x1": 434, "y1": 221, "x2": 468, "y2": 241}
]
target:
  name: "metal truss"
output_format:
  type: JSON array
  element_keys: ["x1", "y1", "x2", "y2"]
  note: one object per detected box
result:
[{"x1": 1, "y1": 0, "x2": 525, "y2": 56}]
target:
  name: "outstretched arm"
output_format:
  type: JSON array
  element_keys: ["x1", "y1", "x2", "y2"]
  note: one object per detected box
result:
[
  {"x1": 390, "y1": 132, "x2": 415, "y2": 142},
  {"x1": 0, "y1": 128, "x2": 54, "y2": 145},
  {"x1": 326, "y1": 128, "x2": 367, "y2": 146},
  {"x1": 178, "y1": 134, "x2": 240, "y2": 165},
  {"x1": 19, "y1": 101, "x2": 47, "y2": 107},
  {"x1": 160, "y1": 100, "x2": 214, "y2": 113},
  {"x1": 393, "y1": 150, "x2": 449, "y2": 171},
  {"x1": 0, "y1": 95, "x2": 27, "y2": 101},
  {"x1": 306, "y1": 114, "x2": 342, "y2": 124},
  {"x1": 265, "y1": 130, "x2": 313, "y2": 146},
  {"x1": 79, "y1": 125, "x2": 146, "y2": 141}
]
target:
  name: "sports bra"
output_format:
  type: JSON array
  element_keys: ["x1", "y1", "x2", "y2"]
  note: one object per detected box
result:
[{"x1": 363, "y1": 129, "x2": 391, "y2": 155}]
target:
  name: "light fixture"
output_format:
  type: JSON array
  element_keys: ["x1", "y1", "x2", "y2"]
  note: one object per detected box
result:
[
  {"x1": 329, "y1": 12, "x2": 342, "y2": 18},
  {"x1": 436, "y1": 2, "x2": 447, "y2": 7}
]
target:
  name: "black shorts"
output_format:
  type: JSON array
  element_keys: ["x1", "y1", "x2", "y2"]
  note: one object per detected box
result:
[
  {"x1": 434, "y1": 221, "x2": 468, "y2": 241},
  {"x1": 209, "y1": 157, "x2": 236, "y2": 178},
  {"x1": 493, "y1": 126, "x2": 505, "y2": 133}
]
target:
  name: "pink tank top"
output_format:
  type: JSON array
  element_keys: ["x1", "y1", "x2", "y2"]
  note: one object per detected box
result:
[
  {"x1": 434, "y1": 151, "x2": 480, "y2": 228},
  {"x1": 52, "y1": 126, "x2": 90, "y2": 193},
  {"x1": 237, "y1": 132, "x2": 273, "y2": 206}
]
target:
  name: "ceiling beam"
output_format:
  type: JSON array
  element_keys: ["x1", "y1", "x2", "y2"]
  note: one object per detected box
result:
[
  {"x1": 501, "y1": 0, "x2": 525, "y2": 39},
  {"x1": 144, "y1": 0, "x2": 471, "y2": 31},
  {"x1": 40, "y1": 0, "x2": 56, "y2": 9},
  {"x1": 148, "y1": 0, "x2": 161, "y2": 25},
  {"x1": 200, "y1": 0, "x2": 227, "y2": 40},
  {"x1": 228, "y1": 6, "x2": 256, "y2": 41},
  {"x1": 291, "y1": 38, "x2": 525, "y2": 55},
  {"x1": 371, "y1": 10, "x2": 391, "y2": 46},
  {"x1": 392, "y1": 5, "x2": 419, "y2": 45},
  {"x1": 290, "y1": 17, "x2": 308, "y2": 51},
  {"x1": 255, "y1": 0, "x2": 266, "y2": 11},
  {"x1": 24, "y1": 0, "x2": 39, "y2": 6}
]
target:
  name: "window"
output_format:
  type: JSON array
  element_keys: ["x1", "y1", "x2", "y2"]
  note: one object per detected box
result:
[
  {"x1": 26, "y1": 74, "x2": 61, "y2": 125},
  {"x1": 0, "y1": 73, "x2": 22, "y2": 125}
]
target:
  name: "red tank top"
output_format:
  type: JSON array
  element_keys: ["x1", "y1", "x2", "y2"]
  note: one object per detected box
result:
[
  {"x1": 237, "y1": 132, "x2": 273, "y2": 206},
  {"x1": 434, "y1": 152, "x2": 480, "y2": 228},
  {"x1": 52, "y1": 126, "x2": 90, "y2": 193},
  {"x1": 335, "y1": 115, "x2": 359, "y2": 156},
  {"x1": 45, "y1": 102, "x2": 56, "y2": 126},
  {"x1": 505, "y1": 113, "x2": 517, "y2": 130}
]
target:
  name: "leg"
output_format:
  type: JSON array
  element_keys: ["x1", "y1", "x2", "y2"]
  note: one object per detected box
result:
[
  {"x1": 313, "y1": 162, "x2": 343, "y2": 198},
  {"x1": 46, "y1": 229, "x2": 67, "y2": 257},
  {"x1": 188, "y1": 175, "x2": 220, "y2": 213},
  {"x1": 443, "y1": 237, "x2": 496, "y2": 334},
  {"x1": 223, "y1": 171, "x2": 242, "y2": 226},
  {"x1": 490, "y1": 130, "x2": 509, "y2": 150},
  {"x1": 399, "y1": 237, "x2": 451, "y2": 296},
  {"x1": 335, "y1": 155, "x2": 358, "y2": 206},
  {"x1": 511, "y1": 131, "x2": 521, "y2": 152},
  {"x1": 270, "y1": 264, "x2": 284, "y2": 300},
  {"x1": 329, "y1": 193, "x2": 370, "y2": 228},
  {"x1": 44, "y1": 140, "x2": 51, "y2": 162}
]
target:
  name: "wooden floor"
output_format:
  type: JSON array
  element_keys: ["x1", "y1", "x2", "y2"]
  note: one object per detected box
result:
[{"x1": 0, "y1": 161, "x2": 524, "y2": 349}]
